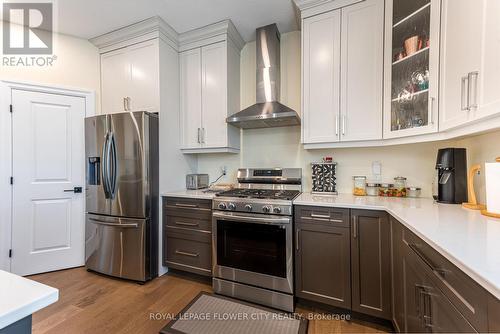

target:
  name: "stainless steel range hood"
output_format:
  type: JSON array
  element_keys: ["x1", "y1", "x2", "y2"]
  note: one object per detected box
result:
[{"x1": 226, "y1": 24, "x2": 301, "y2": 129}]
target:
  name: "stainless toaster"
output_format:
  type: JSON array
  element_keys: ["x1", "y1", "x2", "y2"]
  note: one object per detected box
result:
[{"x1": 186, "y1": 174, "x2": 209, "y2": 190}]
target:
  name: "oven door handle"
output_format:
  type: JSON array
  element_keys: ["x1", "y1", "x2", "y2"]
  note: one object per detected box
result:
[{"x1": 212, "y1": 212, "x2": 291, "y2": 225}]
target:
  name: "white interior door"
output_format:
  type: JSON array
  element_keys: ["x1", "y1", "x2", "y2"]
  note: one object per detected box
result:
[{"x1": 11, "y1": 89, "x2": 86, "y2": 276}]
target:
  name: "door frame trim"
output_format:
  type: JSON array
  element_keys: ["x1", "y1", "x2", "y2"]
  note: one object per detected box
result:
[{"x1": 0, "y1": 80, "x2": 95, "y2": 272}]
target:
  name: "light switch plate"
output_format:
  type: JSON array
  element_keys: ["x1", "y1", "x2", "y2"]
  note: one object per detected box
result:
[{"x1": 372, "y1": 161, "x2": 382, "y2": 180}]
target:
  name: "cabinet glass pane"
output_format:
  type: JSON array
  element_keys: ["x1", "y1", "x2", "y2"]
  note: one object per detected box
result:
[{"x1": 390, "y1": 0, "x2": 431, "y2": 132}]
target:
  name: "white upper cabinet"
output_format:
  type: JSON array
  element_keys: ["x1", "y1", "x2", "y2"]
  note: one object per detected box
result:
[
  {"x1": 128, "y1": 40, "x2": 160, "y2": 111},
  {"x1": 340, "y1": 0, "x2": 384, "y2": 142},
  {"x1": 200, "y1": 43, "x2": 228, "y2": 148},
  {"x1": 383, "y1": 0, "x2": 440, "y2": 139},
  {"x1": 101, "y1": 48, "x2": 130, "y2": 113},
  {"x1": 440, "y1": 0, "x2": 500, "y2": 130},
  {"x1": 178, "y1": 21, "x2": 243, "y2": 154},
  {"x1": 180, "y1": 48, "x2": 202, "y2": 149},
  {"x1": 302, "y1": 10, "x2": 341, "y2": 144},
  {"x1": 301, "y1": 0, "x2": 384, "y2": 145},
  {"x1": 100, "y1": 39, "x2": 160, "y2": 114}
]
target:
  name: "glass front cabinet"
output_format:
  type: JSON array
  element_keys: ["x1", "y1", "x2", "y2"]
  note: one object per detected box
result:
[{"x1": 383, "y1": 0, "x2": 440, "y2": 138}]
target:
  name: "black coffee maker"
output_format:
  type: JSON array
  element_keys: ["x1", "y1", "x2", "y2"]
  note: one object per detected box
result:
[{"x1": 435, "y1": 148, "x2": 468, "y2": 204}]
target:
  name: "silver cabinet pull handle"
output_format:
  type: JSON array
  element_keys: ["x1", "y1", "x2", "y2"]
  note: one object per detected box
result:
[
  {"x1": 175, "y1": 203, "x2": 198, "y2": 208},
  {"x1": 342, "y1": 115, "x2": 346, "y2": 136},
  {"x1": 335, "y1": 115, "x2": 339, "y2": 136},
  {"x1": 461, "y1": 76, "x2": 469, "y2": 111},
  {"x1": 123, "y1": 97, "x2": 127, "y2": 111},
  {"x1": 197, "y1": 128, "x2": 201, "y2": 144},
  {"x1": 175, "y1": 250, "x2": 199, "y2": 257},
  {"x1": 296, "y1": 229, "x2": 300, "y2": 251},
  {"x1": 175, "y1": 221, "x2": 199, "y2": 227},
  {"x1": 468, "y1": 71, "x2": 479, "y2": 110},
  {"x1": 430, "y1": 97, "x2": 435, "y2": 125},
  {"x1": 310, "y1": 213, "x2": 331, "y2": 219}
]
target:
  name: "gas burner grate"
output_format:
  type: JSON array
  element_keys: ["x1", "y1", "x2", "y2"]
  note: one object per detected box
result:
[{"x1": 216, "y1": 189, "x2": 300, "y2": 201}]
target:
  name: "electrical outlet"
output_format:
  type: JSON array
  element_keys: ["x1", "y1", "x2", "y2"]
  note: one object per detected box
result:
[{"x1": 221, "y1": 166, "x2": 227, "y2": 175}]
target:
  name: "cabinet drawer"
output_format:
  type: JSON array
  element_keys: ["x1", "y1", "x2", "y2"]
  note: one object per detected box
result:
[
  {"x1": 165, "y1": 227, "x2": 212, "y2": 276},
  {"x1": 295, "y1": 206, "x2": 349, "y2": 227},
  {"x1": 404, "y1": 246, "x2": 477, "y2": 333},
  {"x1": 165, "y1": 215, "x2": 211, "y2": 232},
  {"x1": 163, "y1": 197, "x2": 212, "y2": 220},
  {"x1": 403, "y1": 228, "x2": 488, "y2": 331}
]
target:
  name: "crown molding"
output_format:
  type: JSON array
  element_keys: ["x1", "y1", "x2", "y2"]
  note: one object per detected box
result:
[
  {"x1": 89, "y1": 16, "x2": 179, "y2": 52},
  {"x1": 294, "y1": 0, "x2": 363, "y2": 19},
  {"x1": 178, "y1": 19, "x2": 245, "y2": 52}
]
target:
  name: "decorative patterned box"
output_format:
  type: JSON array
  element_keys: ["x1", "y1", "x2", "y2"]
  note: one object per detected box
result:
[{"x1": 311, "y1": 162, "x2": 337, "y2": 195}]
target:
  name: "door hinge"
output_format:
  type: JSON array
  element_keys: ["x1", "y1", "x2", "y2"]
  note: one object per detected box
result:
[
  {"x1": 10, "y1": 177, "x2": 13, "y2": 185},
  {"x1": 8, "y1": 249, "x2": 12, "y2": 258},
  {"x1": 9, "y1": 104, "x2": 13, "y2": 113}
]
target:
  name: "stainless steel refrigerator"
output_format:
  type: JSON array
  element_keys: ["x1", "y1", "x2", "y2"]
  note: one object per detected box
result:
[{"x1": 84, "y1": 111, "x2": 158, "y2": 282}]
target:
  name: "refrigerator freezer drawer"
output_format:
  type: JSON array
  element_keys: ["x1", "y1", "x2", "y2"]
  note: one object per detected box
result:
[{"x1": 85, "y1": 213, "x2": 147, "y2": 281}]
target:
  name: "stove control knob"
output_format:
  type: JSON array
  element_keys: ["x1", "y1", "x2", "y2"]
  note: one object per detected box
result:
[
  {"x1": 245, "y1": 204, "x2": 253, "y2": 212},
  {"x1": 228, "y1": 203, "x2": 236, "y2": 211},
  {"x1": 273, "y1": 207, "x2": 282, "y2": 214},
  {"x1": 218, "y1": 203, "x2": 227, "y2": 210},
  {"x1": 262, "y1": 205, "x2": 271, "y2": 213}
]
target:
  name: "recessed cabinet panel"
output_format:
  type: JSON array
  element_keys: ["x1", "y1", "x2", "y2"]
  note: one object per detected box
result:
[
  {"x1": 439, "y1": 0, "x2": 483, "y2": 130},
  {"x1": 302, "y1": 10, "x2": 341, "y2": 144},
  {"x1": 295, "y1": 222, "x2": 351, "y2": 309},
  {"x1": 201, "y1": 42, "x2": 228, "y2": 148},
  {"x1": 351, "y1": 210, "x2": 391, "y2": 320},
  {"x1": 340, "y1": 0, "x2": 384, "y2": 142},
  {"x1": 100, "y1": 39, "x2": 160, "y2": 114},
  {"x1": 180, "y1": 48, "x2": 203, "y2": 149},
  {"x1": 101, "y1": 49, "x2": 130, "y2": 114},
  {"x1": 476, "y1": 0, "x2": 500, "y2": 121},
  {"x1": 128, "y1": 41, "x2": 160, "y2": 112}
]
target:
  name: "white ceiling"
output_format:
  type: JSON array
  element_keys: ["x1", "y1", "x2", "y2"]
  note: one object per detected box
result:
[{"x1": 53, "y1": 0, "x2": 299, "y2": 42}]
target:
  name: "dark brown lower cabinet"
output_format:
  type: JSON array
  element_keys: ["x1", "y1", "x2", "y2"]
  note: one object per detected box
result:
[
  {"x1": 488, "y1": 294, "x2": 500, "y2": 332},
  {"x1": 403, "y1": 245, "x2": 476, "y2": 333},
  {"x1": 295, "y1": 221, "x2": 351, "y2": 309},
  {"x1": 351, "y1": 210, "x2": 391, "y2": 320},
  {"x1": 391, "y1": 217, "x2": 405, "y2": 332}
]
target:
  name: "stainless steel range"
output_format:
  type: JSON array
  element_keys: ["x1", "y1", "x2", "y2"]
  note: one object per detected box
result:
[{"x1": 212, "y1": 168, "x2": 302, "y2": 312}]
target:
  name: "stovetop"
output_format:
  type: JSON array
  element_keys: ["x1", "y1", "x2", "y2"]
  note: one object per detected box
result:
[{"x1": 216, "y1": 188, "x2": 301, "y2": 201}]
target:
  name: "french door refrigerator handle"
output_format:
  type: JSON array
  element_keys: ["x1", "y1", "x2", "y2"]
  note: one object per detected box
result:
[
  {"x1": 89, "y1": 217, "x2": 138, "y2": 228},
  {"x1": 109, "y1": 132, "x2": 118, "y2": 199},
  {"x1": 101, "y1": 132, "x2": 111, "y2": 198}
]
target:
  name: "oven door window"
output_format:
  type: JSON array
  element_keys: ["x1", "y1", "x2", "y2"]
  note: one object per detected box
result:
[{"x1": 217, "y1": 220, "x2": 286, "y2": 278}]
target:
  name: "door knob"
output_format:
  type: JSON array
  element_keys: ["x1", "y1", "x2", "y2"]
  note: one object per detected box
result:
[{"x1": 64, "y1": 187, "x2": 82, "y2": 193}]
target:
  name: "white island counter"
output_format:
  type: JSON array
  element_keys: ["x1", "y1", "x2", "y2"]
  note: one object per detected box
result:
[{"x1": 0, "y1": 270, "x2": 58, "y2": 332}]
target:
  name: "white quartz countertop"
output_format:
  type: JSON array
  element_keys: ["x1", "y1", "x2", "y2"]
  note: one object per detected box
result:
[
  {"x1": 0, "y1": 270, "x2": 58, "y2": 329},
  {"x1": 294, "y1": 193, "x2": 500, "y2": 300},
  {"x1": 161, "y1": 189, "x2": 217, "y2": 200}
]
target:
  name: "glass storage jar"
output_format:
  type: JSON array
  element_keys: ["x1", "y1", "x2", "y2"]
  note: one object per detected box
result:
[
  {"x1": 379, "y1": 183, "x2": 395, "y2": 197},
  {"x1": 366, "y1": 183, "x2": 380, "y2": 196},
  {"x1": 353, "y1": 176, "x2": 367, "y2": 196},
  {"x1": 394, "y1": 177, "x2": 407, "y2": 197},
  {"x1": 406, "y1": 187, "x2": 421, "y2": 198}
]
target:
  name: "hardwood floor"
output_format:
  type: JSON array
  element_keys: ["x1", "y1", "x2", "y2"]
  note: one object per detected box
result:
[{"x1": 29, "y1": 267, "x2": 389, "y2": 334}]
